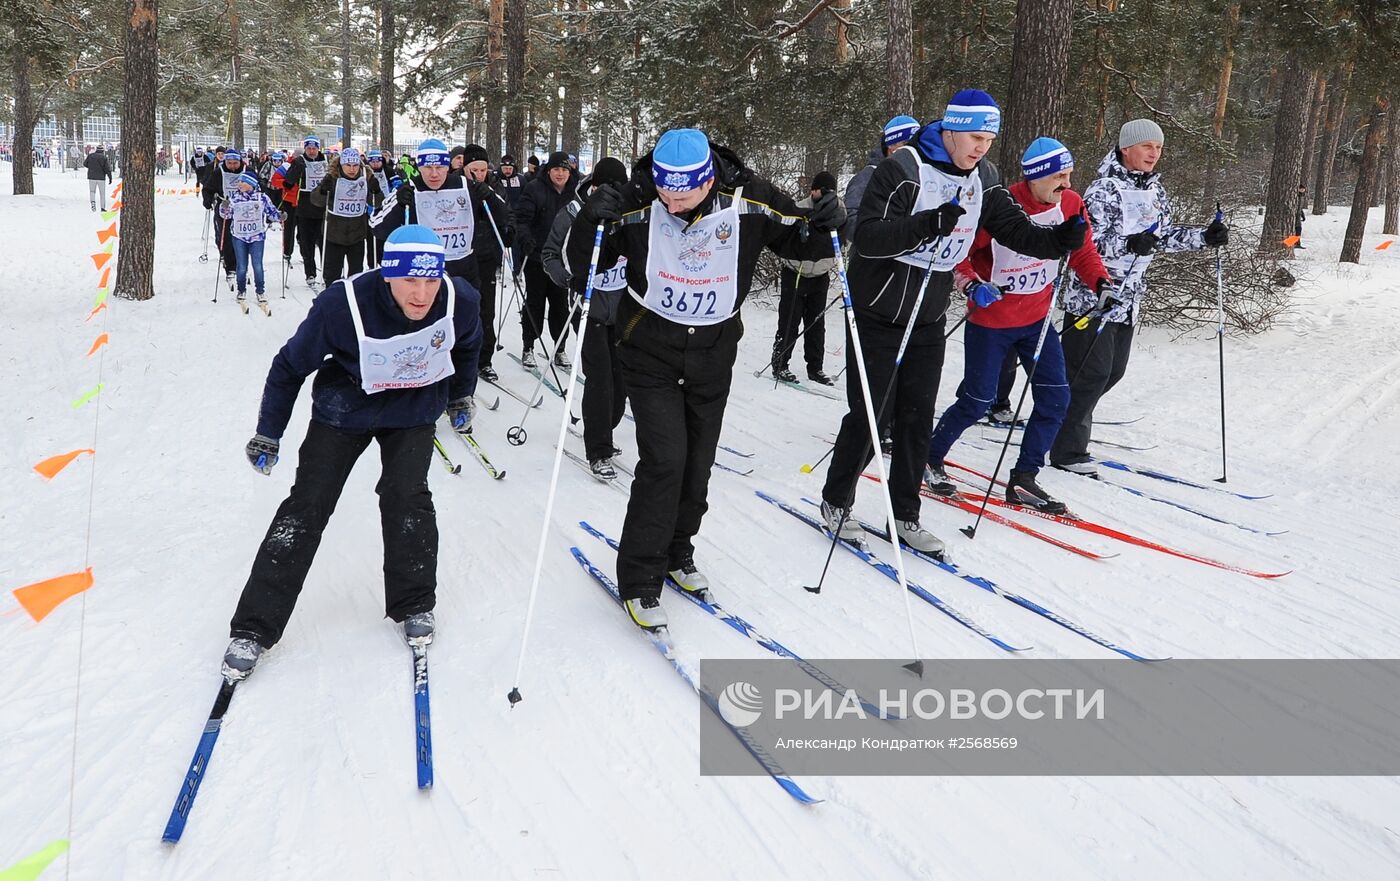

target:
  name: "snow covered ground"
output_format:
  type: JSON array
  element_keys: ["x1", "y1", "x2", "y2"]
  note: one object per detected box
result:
[{"x1": 3, "y1": 165, "x2": 1399, "y2": 880}]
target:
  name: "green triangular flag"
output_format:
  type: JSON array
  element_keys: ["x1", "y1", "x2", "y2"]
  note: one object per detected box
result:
[
  {"x1": 71, "y1": 383, "x2": 105, "y2": 409},
  {"x1": 0, "y1": 840, "x2": 69, "y2": 881},
  {"x1": 101, "y1": 210, "x2": 119, "y2": 222},
  {"x1": 93, "y1": 288, "x2": 109, "y2": 308}
]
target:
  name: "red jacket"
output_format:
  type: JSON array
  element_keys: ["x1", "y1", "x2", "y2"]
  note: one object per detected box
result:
[
  {"x1": 272, "y1": 165, "x2": 299, "y2": 208},
  {"x1": 954, "y1": 182, "x2": 1109, "y2": 329}
]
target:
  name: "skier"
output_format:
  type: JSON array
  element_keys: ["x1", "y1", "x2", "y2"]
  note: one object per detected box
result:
[
  {"x1": 309, "y1": 147, "x2": 386, "y2": 286},
  {"x1": 203, "y1": 148, "x2": 252, "y2": 285},
  {"x1": 541, "y1": 156, "x2": 632, "y2": 479},
  {"x1": 191, "y1": 145, "x2": 212, "y2": 192},
  {"x1": 565, "y1": 128, "x2": 842, "y2": 631},
  {"x1": 818, "y1": 90, "x2": 1085, "y2": 553},
  {"x1": 771, "y1": 170, "x2": 843, "y2": 386},
  {"x1": 365, "y1": 148, "x2": 401, "y2": 266},
  {"x1": 281, "y1": 136, "x2": 332, "y2": 289},
  {"x1": 83, "y1": 144, "x2": 112, "y2": 212},
  {"x1": 371, "y1": 138, "x2": 493, "y2": 292},
  {"x1": 844, "y1": 115, "x2": 921, "y2": 227},
  {"x1": 493, "y1": 154, "x2": 526, "y2": 210},
  {"x1": 218, "y1": 171, "x2": 283, "y2": 308},
  {"x1": 1049, "y1": 119, "x2": 1229, "y2": 477},
  {"x1": 460, "y1": 144, "x2": 515, "y2": 382},
  {"x1": 924, "y1": 137, "x2": 1110, "y2": 515},
  {"x1": 515, "y1": 151, "x2": 579, "y2": 368},
  {"x1": 221, "y1": 224, "x2": 483, "y2": 679}
]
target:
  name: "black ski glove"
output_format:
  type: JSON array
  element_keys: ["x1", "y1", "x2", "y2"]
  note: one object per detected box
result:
[
  {"x1": 1051, "y1": 215, "x2": 1087, "y2": 253},
  {"x1": 397, "y1": 186, "x2": 417, "y2": 221},
  {"x1": 469, "y1": 179, "x2": 494, "y2": 206},
  {"x1": 500, "y1": 224, "x2": 516, "y2": 247},
  {"x1": 246, "y1": 434, "x2": 280, "y2": 475},
  {"x1": 914, "y1": 200, "x2": 966, "y2": 240},
  {"x1": 807, "y1": 191, "x2": 843, "y2": 232},
  {"x1": 1125, "y1": 229, "x2": 1159, "y2": 256},
  {"x1": 1203, "y1": 218, "x2": 1229, "y2": 247},
  {"x1": 583, "y1": 182, "x2": 624, "y2": 222}
]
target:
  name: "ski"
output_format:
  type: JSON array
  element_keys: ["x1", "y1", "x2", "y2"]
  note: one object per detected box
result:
[
  {"x1": 773, "y1": 377, "x2": 843, "y2": 402},
  {"x1": 1099, "y1": 460, "x2": 1271, "y2": 500},
  {"x1": 715, "y1": 461, "x2": 753, "y2": 477},
  {"x1": 562, "y1": 447, "x2": 630, "y2": 495},
  {"x1": 1097, "y1": 476, "x2": 1284, "y2": 536},
  {"x1": 484, "y1": 375, "x2": 543, "y2": 408},
  {"x1": 453, "y1": 430, "x2": 506, "y2": 480},
  {"x1": 943, "y1": 460, "x2": 1290, "y2": 579},
  {"x1": 569, "y1": 546, "x2": 821, "y2": 805},
  {"x1": 796, "y1": 499, "x2": 1165, "y2": 662},
  {"x1": 256, "y1": 300, "x2": 271, "y2": 316},
  {"x1": 432, "y1": 435, "x2": 462, "y2": 474},
  {"x1": 411, "y1": 645, "x2": 433, "y2": 789},
  {"x1": 565, "y1": 426, "x2": 636, "y2": 477},
  {"x1": 162, "y1": 678, "x2": 239, "y2": 843},
  {"x1": 577, "y1": 520, "x2": 893, "y2": 717},
  {"x1": 506, "y1": 351, "x2": 565, "y2": 399},
  {"x1": 237, "y1": 299, "x2": 249, "y2": 315},
  {"x1": 756, "y1": 490, "x2": 1031, "y2": 653},
  {"x1": 719, "y1": 445, "x2": 755, "y2": 459},
  {"x1": 1090, "y1": 438, "x2": 1156, "y2": 452}
]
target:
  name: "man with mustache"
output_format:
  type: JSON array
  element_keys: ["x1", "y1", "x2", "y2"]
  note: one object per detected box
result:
[{"x1": 924, "y1": 137, "x2": 1110, "y2": 515}]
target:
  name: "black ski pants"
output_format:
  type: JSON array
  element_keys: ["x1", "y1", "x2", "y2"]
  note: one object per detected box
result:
[
  {"x1": 281, "y1": 212, "x2": 298, "y2": 260},
  {"x1": 229, "y1": 420, "x2": 438, "y2": 648},
  {"x1": 822, "y1": 313, "x2": 946, "y2": 522},
  {"x1": 580, "y1": 314, "x2": 628, "y2": 461},
  {"x1": 296, "y1": 214, "x2": 323, "y2": 280},
  {"x1": 615, "y1": 312, "x2": 741, "y2": 601},
  {"x1": 214, "y1": 214, "x2": 236, "y2": 274},
  {"x1": 1050, "y1": 316, "x2": 1135, "y2": 467},
  {"x1": 521, "y1": 256, "x2": 574, "y2": 354},
  {"x1": 477, "y1": 256, "x2": 500, "y2": 369},
  {"x1": 773, "y1": 267, "x2": 830, "y2": 373},
  {"x1": 323, "y1": 238, "x2": 365, "y2": 286}
]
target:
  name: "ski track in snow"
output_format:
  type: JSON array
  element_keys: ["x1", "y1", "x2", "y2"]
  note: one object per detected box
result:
[{"x1": 3, "y1": 168, "x2": 1400, "y2": 879}]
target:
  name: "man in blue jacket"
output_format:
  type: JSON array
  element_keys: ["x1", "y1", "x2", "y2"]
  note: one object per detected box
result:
[{"x1": 220, "y1": 225, "x2": 483, "y2": 680}]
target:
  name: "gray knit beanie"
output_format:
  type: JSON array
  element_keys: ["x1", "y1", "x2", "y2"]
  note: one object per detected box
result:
[{"x1": 1119, "y1": 118, "x2": 1165, "y2": 149}]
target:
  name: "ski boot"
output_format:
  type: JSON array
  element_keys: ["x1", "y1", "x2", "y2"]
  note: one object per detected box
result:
[
  {"x1": 924, "y1": 463, "x2": 957, "y2": 497},
  {"x1": 667, "y1": 554, "x2": 713, "y2": 602},
  {"x1": 1006, "y1": 469, "x2": 1068, "y2": 516},
  {"x1": 624, "y1": 596, "x2": 669, "y2": 633},
  {"x1": 893, "y1": 518, "x2": 946, "y2": 557},
  {"x1": 820, "y1": 499, "x2": 864, "y2": 543},
  {"x1": 807, "y1": 369, "x2": 835, "y2": 386},
  {"x1": 222, "y1": 637, "x2": 265, "y2": 681},
  {"x1": 403, "y1": 611, "x2": 435, "y2": 647}
]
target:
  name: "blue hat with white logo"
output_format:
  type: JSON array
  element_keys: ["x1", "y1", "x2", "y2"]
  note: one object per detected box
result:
[
  {"x1": 367, "y1": 149, "x2": 384, "y2": 161},
  {"x1": 652, "y1": 128, "x2": 714, "y2": 193},
  {"x1": 416, "y1": 138, "x2": 452, "y2": 168},
  {"x1": 303, "y1": 135, "x2": 321, "y2": 149},
  {"x1": 237, "y1": 171, "x2": 260, "y2": 189},
  {"x1": 381, "y1": 224, "x2": 446, "y2": 279},
  {"x1": 883, "y1": 115, "x2": 920, "y2": 147},
  {"x1": 223, "y1": 149, "x2": 242, "y2": 162},
  {"x1": 341, "y1": 147, "x2": 362, "y2": 165},
  {"x1": 272, "y1": 151, "x2": 286, "y2": 162},
  {"x1": 942, "y1": 89, "x2": 1001, "y2": 135},
  {"x1": 1021, "y1": 137, "x2": 1073, "y2": 180}
]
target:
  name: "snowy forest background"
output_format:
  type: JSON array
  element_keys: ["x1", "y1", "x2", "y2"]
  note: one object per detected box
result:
[{"x1": 3, "y1": 0, "x2": 1399, "y2": 316}]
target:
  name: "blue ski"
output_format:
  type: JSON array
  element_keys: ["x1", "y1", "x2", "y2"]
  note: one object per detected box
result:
[
  {"x1": 1100, "y1": 460, "x2": 1271, "y2": 500},
  {"x1": 755, "y1": 491, "x2": 1030, "y2": 653},
  {"x1": 162, "y1": 678, "x2": 238, "y2": 843},
  {"x1": 412, "y1": 645, "x2": 433, "y2": 789},
  {"x1": 506, "y1": 351, "x2": 565, "y2": 399},
  {"x1": 569, "y1": 546, "x2": 821, "y2": 805},
  {"x1": 1097, "y1": 477, "x2": 1284, "y2": 536}
]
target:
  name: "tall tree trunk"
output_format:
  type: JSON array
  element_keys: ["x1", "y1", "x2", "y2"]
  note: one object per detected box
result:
[
  {"x1": 11, "y1": 43, "x2": 36, "y2": 195},
  {"x1": 485, "y1": 0, "x2": 504, "y2": 155},
  {"x1": 885, "y1": 0, "x2": 912, "y2": 116},
  {"x1": 1340, "y1": 97, "x2": 1387, "y2": 263},
  {"x1": 379, "y1": 0, "x2": 396, "y2": 149},
  {"x1": 996, "y1": 0, "x2": 1072, "y2": 175},
  {"x1": 229, "y1": 4, "x2": 244, "y2": 147},
  {"x1": 115, "y1": 0, "x2": 158, "y2": 301},
  {"x1": 1260, "y1": 55, "x2": 1315, "y2": 255},
  {"x1": 504, "y1": 0, "x2": 528, "y2": 159},
  {"x1": 1203, "y1": 1, "x2": 1240, "y2": 200},
  {"x1": 1313, "y1": 61, "x2": 1353, "y2": 215},
  {"x1": 1384, "y1": 102, "x2": 1400, "y2": 236},
  {"x1": 1298, "y1": 75, "x2": 1328, "y2": 194},
  {"x1": 834, "y1": 0, "x2": 850, "y2": 62},
  {"x1": 257, "y1": 88, "x2": 268, "y2": 153},
  {"x1": 341, "y1": 0, "x2": 353, "y2": 146},
  {"x1": 548, "y1": 77, "x2": 560, "y2": 151}
]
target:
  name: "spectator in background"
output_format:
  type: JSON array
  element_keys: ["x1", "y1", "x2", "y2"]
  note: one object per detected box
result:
[{"x1": 84, "y1": 145, "x2": 113, "y2": 211}]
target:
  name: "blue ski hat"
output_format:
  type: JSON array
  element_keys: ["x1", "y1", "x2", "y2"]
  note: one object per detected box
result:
[
  {"x1": 941, "y1": 89, "x2": 1001, "y2": 135},
  {"x1": 236, "y1": 171, "x2": 260, "y2": 189},
  {"x1": 381, "y1": 224, "x2": 446, "y2": 279},
  {"x1": 416, "y1": 138, "x2": 452, "y2": 167},
  {"x1": 883, "y1": 115, "x2": 920, "y2": 147},
  {"x1": 1021, "y1": 137, "x2": 1073, "y2": 180},
  {"x1": 652, "y1": 128, "x2": 714, "y2": 193},
  {"x1": 367, "y1": 149, "x2": 384, "y2": 162},
  {"x1": 272, "y1": 150, "x2": 287, "y2": 162},
  {"x1": 341, "y1": 147, "x2": 362, "y2": 165},
  {"x1": 303, "y1": 135, "x2": 321, "y2": 149},
  {"x1": 223, "y1": 149, "x2": 242, "y2": 162}
]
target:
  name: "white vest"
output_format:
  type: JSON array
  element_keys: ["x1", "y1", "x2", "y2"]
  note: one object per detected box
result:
[
  {"x1": 418, "y1": 187, "x2": 475, "y2": 260},
  {"x1": 640, "y1": 189, "x2": 742, "y2": 326},
  {"x1": 893, "y1": 146, "x2": 984, "y2": 272},
  {"x1": 329, "y1": 174, "x2": 369, "y2": 218},
  {"x1": 989, "y1": 203, "x2": 1063, "y2": 294},
  {"x1": 345, "y1": 278, "x2": 458, "y2": 395}
]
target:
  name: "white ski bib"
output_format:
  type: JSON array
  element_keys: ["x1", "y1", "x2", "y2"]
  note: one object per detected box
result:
[
  {"x1": 894, "y1": 147, "x2": 984, "y2": 272},
  {"x1": 346, "y1": 279, "x2": 458, "y2": 395},
  {"x1": 1105, "y1": 186, "x2": 1159, "y2": 289},
  {"x1": 303, "y1": 158, "x2": 328, "y2": 192},
  {"x1": 373, "y1": 169, "x2": 390, "y2": 195},
  {"x1": 330, "y1": 175, "x2": 369, "y2": 218},
  {"x1": 220, "y1": 168, "x2": 242, "y2": 199},
  {"x1": 642, "y1": 188, "x2": 742, "y2": 326},
  {"x1": 420, "y1": 187, "x2": 475, "y2": 260},
  {"x1": 990, "y1": 203, "x2": 1062, "y2": 295},
  {"x1": 593, "y1": 256, "x2": 629, "y2": 293},
  {"x1": 231, "y1": 199, "x2": 264, "y2": 239}
]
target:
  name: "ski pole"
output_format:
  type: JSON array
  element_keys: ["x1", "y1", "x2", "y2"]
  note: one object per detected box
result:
[
  {"x1": 483, "y1": 201, "x2": 571, "y2": 392},
  {"x1": 1068, "y1": 221, "x2": 1158, "y2": 333},
  {"x1": 1212, "y1": 202, "x2": 1228, "y2": 483},
  {"x1": 211, "y1": 212, "x2": 226, "y2": 303},
  {"x1": 961, "y1": 258, "x2": 1074, "y2": 539},
  {"x1": 1064, "y1": 218, "x2": 1158, "y2": 385},
  {"x1": 807, "y1": 229, "x2": 925, "y2": 676},
  {"x1": 753, "y1": 285, "x2": 844, "y2": 378},
  {"x1": 508, "y1": 222, "x2": 605, "y2": 707},
  {"x1": 199, "y1": 207, "x2": 212, "y2": 262}
]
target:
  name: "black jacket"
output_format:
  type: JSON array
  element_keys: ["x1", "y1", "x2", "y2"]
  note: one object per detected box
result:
[
  {"x1": 308, "y1": 166, "x2": 386, "y2": 246},
  {"x1": 282, "y1": 152, "x2": 334, "y2": 218},
  {"x1": 369, "y1": 175, "x2": 505, "y2": 262},
  {"x1": 491, "y1": 169, "x2": 527, "y2": 210},
  {"x1": 84, "y1": 150, "x2": 112, "y2": 182},
  {"x1": 202, "y1": 160, "x2": 250, "y2": 209},
  {"x1": 515, "y1": 170, "x2": 578, "y2": 258},
  {"x1": 848, "y1": 123, "x2": 1067, "y2": 329}
]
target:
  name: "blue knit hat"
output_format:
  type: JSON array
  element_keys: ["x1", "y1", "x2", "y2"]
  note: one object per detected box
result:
[
  {"x1": 942, "y1": 89, "x2": 1001, "y2": 134},
  {"x1": 237, "y1": 172, "x2": 260, "y2": 189},
  {"x1": 367, "y1": 149, "x2": 384, "y2": 162},
  {"x1": 223, "y1": 149, "x2": 242, "y2": 162},
  {"x1": 1021, "y1": 137, "x2": 1073, "y2": 180},
  {"x1": 416, "y1": 138, "x2": 452, "y2": 167},
  {"x1": 341, "y1": 147, "x2": 362, "y2": 165},
  {"x1": 272, "y1": 151, "x2": 286, "y2": 162},
  {"x1": 883, "y1": 115, "x2": 920, "y2": 147},
  {"x1": 652, "y1": 128, "x2": 714, "y2": 192},
  {"x1": 381, "y1": 224, "x2": 446, "y2": 279},
  {"x1": 303, "y1": 135, "x2": 321, "y2": 149}
]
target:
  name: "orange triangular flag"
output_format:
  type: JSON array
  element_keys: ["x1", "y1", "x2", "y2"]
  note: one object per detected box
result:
[
  {"x1": 85, "y1": 302, "x2": 107, "y2": 322},
  {"x1": 86, "y1": 333, "x2": 110, "y2": 356},
  {"x1": 1282, "y1": 235, "x2": 1301, "y2": 248},
  {"x1": 98, "y1": 265, "x2": 112, "y2": 288},
  {"x1": 110, "y1": 199, "x2": 123, "y2": 211},
  {"x1": 33, "y1": 448, "x2": 95, "y2": 479},
  {"x1": 91, "y1": 252, "x2": 113, "y2": 270},
  {"x1": 1376, "y1": 240, "x2": 1394, "y2": 251},
  {"x1": 111, "y1": 181, "x2": 123, "y2": 195},
  {"x1": 13, "y1": 569, "x2": 94, "y2": 622},
  {"x1": 96, "y1": 222, "x2": 118, "y2": 243}
]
